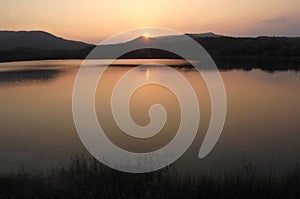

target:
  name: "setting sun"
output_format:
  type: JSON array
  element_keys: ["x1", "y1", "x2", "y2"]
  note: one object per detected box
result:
[{"x1": 143, "y1": 32, "x2": 151, "y2": 39}]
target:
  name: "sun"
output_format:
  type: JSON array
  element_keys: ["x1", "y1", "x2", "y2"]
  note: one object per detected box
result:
[{"x1": 143, "y1": 32, "x2": 150, "y2": 39}]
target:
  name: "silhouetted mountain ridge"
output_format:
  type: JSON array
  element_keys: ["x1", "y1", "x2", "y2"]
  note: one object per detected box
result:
[
  {"x1": 0, "y1": 30, "x2": 91, "y2": 50},
  {"x1": 0, "y1": 30, "x2": 300, "y2": 71}
]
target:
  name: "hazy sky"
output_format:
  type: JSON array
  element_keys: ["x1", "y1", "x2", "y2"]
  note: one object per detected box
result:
[{"x1": 1, "y1": 0, "x2": 300, "y2": 43}]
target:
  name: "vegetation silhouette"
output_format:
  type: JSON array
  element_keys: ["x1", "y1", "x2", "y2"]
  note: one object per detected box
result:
[{"x1": 0, "y1": 155, "x2": 300, "y2": 199}]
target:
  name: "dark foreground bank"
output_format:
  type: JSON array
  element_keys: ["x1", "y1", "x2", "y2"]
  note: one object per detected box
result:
[{"x1": 0, "y1": 155, "x2": 299, "y2": 199}]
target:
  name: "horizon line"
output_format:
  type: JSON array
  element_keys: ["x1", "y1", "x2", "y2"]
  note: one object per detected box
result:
[{"x1": 1, "y1": 29, "x2": 300, "y2": 45}]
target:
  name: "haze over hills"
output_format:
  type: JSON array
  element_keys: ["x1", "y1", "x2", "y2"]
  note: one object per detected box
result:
[{"x1": 152, "y1": 32, "x2": 223, "y2": 42}]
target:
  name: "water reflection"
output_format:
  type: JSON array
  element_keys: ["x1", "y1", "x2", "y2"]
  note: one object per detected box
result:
[
  {"x1": 0, "y1": 69, "x2": 61, "y2": 85},
  {"x1": 0, "y1": 60, "x2": 299, "y2": 175}
]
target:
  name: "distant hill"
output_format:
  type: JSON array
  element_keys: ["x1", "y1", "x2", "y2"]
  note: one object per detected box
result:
[
  {"x1": 0, "y1": 30, "x2": 95, "y2": 63},
  {"x1": 186, "y1": 32, "x2": 223, "y2": 38},
  {"x1": 0, "y1": 31, "x2": 91, "y2": 50},
  {"x1": 151, "y1": 32, "x2": 223, "y2": 43}
]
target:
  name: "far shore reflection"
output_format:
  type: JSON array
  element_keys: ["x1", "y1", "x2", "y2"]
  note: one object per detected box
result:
[{"x1": 0, "y1": 69, "x2": 61, "y2": 85}]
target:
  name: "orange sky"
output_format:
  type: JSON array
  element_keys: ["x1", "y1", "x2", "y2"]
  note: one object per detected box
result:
[{"x1": 1, "y1": 0, "x2": 300, "y2": 43}]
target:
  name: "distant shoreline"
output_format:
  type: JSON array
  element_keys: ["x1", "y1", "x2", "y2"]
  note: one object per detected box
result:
[
  {"x1": 1, "y1": 30, "x2": 300, "y2": 71},
  {"x1": 0, "y1": 58, "x2": 299, "y2": 72}
]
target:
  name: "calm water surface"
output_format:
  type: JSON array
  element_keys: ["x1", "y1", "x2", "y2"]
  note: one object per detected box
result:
[{"x1": 0, "y1": 60, "x2": 299, "y2": 174}]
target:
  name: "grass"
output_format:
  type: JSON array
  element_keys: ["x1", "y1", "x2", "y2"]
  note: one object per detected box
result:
[{"x1": 0, "y1": 155, "x2": 300, "y2": 199}]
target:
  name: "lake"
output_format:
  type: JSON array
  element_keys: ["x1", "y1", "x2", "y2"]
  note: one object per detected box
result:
[{"x1": 0, "y1": 59, "x2": 299, "y2": 174}]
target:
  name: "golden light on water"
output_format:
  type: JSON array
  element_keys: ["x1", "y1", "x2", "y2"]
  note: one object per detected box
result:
[{"x1": 146, "y1": 68, "x2": 150, "y2": 81}]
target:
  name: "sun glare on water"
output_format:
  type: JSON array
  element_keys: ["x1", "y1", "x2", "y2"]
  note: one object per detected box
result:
[{"x1": 146, "y1": 68, "x2": 150, "y2": 81}]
